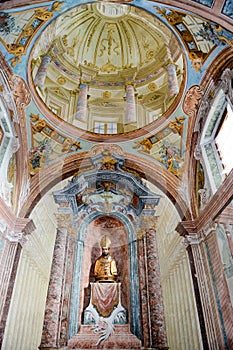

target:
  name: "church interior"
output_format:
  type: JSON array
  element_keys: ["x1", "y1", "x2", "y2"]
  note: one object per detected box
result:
[{"x1": 0, "y1": 0, "x2": 233, "y2": 349}]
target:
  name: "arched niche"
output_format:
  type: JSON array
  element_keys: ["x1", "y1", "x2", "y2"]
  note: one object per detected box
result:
[{"x1": 69, "y1": 212, "x2": 140, "y2": 340}]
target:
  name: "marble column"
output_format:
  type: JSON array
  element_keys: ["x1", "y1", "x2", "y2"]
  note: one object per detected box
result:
[
  {"x1": 137, "y1": 234, "x2": 151, "y2": 347},
  {"x1": 75, "y1": 83, "x2": 88, "y2": 121},
  {"x1": 129, "y1": 239, "x2": 141, "y2": 339},
  {"x1": 34, "y1": 53, "x2": 52, "y2": 89},
  {"x1": 145, "y1": 228, "x2": 168, "y2": 349},
  {"x1": 125, "y1": 84, "x2": 137, "y2": 123},
  {"x1": 40, "y1": 213, "x2": 71, "y2": 349},
  {"x1": 165, "y1": 47, "x2": 179, "y2": 96},
  {"x1": 166, "y1": 63, "x2": 179, "y2": 96},
  {"x1": 0, "y1": 218, "x2": 35, "y2": 347}
]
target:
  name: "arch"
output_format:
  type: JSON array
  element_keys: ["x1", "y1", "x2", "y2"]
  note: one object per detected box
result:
[{"x1": 20, "y1": 151, "x2": 191, "y2": 220}]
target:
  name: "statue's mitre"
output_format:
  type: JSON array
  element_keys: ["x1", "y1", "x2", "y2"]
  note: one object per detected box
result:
[{"x1": 100, "y1": 235, "x2": 111, "y2": 248}]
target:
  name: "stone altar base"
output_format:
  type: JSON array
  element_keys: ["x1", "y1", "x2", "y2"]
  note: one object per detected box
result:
[{"x1": 68, "y1": 324, "x2": 141, "y2": 349}]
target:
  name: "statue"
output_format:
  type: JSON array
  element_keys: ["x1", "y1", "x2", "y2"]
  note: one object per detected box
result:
[{"x1": 94, "y1": 235, "x2": 118, "y2": 282}]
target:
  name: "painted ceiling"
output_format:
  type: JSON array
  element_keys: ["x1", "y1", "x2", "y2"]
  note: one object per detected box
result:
[{"x1": 0, "y1": 0, "x2": 233, "y2": 182}]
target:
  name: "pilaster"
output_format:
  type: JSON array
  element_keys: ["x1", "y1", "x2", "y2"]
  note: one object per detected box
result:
[
  {"x1": 0, "y1": 217, "x2": 35, "y2": 347},
  {"x1": 137, "y1": 216, "x2": 168, "y2": 350},
  {"x1": 40, "y1": 212, "x2": 72, "y2": 349},
  {"x1": 39, "y1": 209, "x2": 78, "y2": 350},
  {"x1": 178, "y1": 221, "x2": 226, "y2": 350}
]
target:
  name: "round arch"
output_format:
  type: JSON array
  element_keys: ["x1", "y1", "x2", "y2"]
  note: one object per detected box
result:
[{"x1": 20, "y1": 150, "x2": 191, "y2": 220}]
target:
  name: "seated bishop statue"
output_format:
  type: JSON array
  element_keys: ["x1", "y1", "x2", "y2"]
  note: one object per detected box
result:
[
  {"x1": 94, "y1": 235, "x2": 118, "y2": 282},
  {"x1": 83, "y1": 235, "x2": 127, "y2": 326}
]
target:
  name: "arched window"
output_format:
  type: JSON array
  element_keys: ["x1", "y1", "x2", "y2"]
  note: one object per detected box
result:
[{"x1": 199, "y1": 69, "x2": 233, "y2": 195}]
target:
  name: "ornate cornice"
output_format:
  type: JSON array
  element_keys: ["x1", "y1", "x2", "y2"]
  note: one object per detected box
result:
[{"x1": 0, "y1": 197, "x2": 35, "y2": 242}]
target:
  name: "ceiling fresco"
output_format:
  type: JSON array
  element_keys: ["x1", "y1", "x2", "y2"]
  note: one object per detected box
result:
[{"x1": 0, "y1": 0, "x2": 233, "y2": 180}]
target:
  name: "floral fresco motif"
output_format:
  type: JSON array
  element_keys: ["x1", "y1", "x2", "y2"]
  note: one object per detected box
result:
[
  {"x1": 0, "y1": 12, "x2": 20, "y2": 36},
  {"x1": 29, "y1": 113, "x2": 82, "y2": 174},
  {"x1": 195, "y1": 22, "x2": 233, "y2": 47}
]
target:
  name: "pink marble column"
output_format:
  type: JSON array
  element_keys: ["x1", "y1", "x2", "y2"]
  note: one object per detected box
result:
[
  {"x1": 137, "y1": 235, "x2": 151, "y2": 347},
  {"x1": 145, "y1": 228, "x2": 168, "y2": 349},
  {"x1": 40, "y1": 227, "x2": 68, "y2": 348},
  {"x1": 59, "y1": 234, "x2": 76, "y2": 346},
  {"x1": 34, "y1": 53, "x2": 52, "y2": 89},
  {"x1": 166, "y1": 63, "x2": 179, "y2": 96},
  {"x1": 125, "y1": 84, "x2": 137, "y2": 123},
  {"x1": 75, "y1": 83, "x2": 88, "y2": 121}
]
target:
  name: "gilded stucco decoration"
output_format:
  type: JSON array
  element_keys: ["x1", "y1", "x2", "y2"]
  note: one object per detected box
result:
[
  {"x1": 0, "y1": 2, "x2": 64, "y2": 66},
  {"x1": 183, "y1": 85, "x2": 204, "y2": 118}
]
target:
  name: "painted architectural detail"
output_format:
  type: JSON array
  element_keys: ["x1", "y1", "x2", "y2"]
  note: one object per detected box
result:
[
  {"x1": 40, "y1": 226, "x2": 68, "y2": 348},
  {"x1": 155, "y1": 7, "x2": 216, "y2": 72},
  {"x1": 29, "y1": 113, "x2": 82, "y2": 174},
  {"x1": 53, "y1": 152, "x2": 161, "y2": 219},
  {"x1": 183, "y1": 85, "x2": 204, "y2": 118}
]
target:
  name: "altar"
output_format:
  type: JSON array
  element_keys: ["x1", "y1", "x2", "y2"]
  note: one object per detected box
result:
[{"x1": 68, "y1": 283, "x2": 141, "y2": 349}]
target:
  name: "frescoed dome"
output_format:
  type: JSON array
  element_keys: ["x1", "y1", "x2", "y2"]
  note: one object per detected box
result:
[{"x1": 29, "y1": 2, "x2": 185, "y2": 140}]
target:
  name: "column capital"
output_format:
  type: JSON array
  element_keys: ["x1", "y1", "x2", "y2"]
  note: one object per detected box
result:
[
  {"x1": 55, "y1": 212, "x2": 72, "y2": 229},
  {"x1": 143, "y1": 215, "x2": 158, "y2": 229},
  {"x1": 1, "y1": 216, "x2": 35, "y2": 245},
  {"x1": 183, "y1": 233, "x2": 203, "y2": 247}
]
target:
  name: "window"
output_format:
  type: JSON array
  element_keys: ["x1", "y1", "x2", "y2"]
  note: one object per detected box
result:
[
  {"x1": 107, "y1": 123, "x2": 117, "y2": 134},
  {"x1": 94, "y1": 122, "x2": 117, "y2": 134},
  {"x1": 94, "y1": 122, "x2": 105, "y2": 134},
  {"x1": 200, "y1": 88, "x2": 233, "y2": 194},
  {"x1": 215, "y1": 104, "x2": 233, "y2": 175}
]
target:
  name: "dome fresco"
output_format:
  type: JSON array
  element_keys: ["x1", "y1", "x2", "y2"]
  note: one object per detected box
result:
[{"x1": 30, "y1": 2, "x2": 185, "y2": 137}]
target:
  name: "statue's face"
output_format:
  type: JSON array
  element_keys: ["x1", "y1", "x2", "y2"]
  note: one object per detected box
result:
[{"x1": 102, "y1": 246, "x2": 110, "y2": 257}]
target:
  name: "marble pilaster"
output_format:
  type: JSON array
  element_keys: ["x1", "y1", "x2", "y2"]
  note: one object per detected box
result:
[
  {"x1": 137, "y1": 235, "x2": 151, "y2": 347},
  {"x1": 40, "y1": 215, "x2": 70, "y2": 348},
  {"x1": 183, "y1": 232, "x2": 223, "y2": 350},
  {"x1": 145, "y1": 228, "x2": 168, "y2": 349}
]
